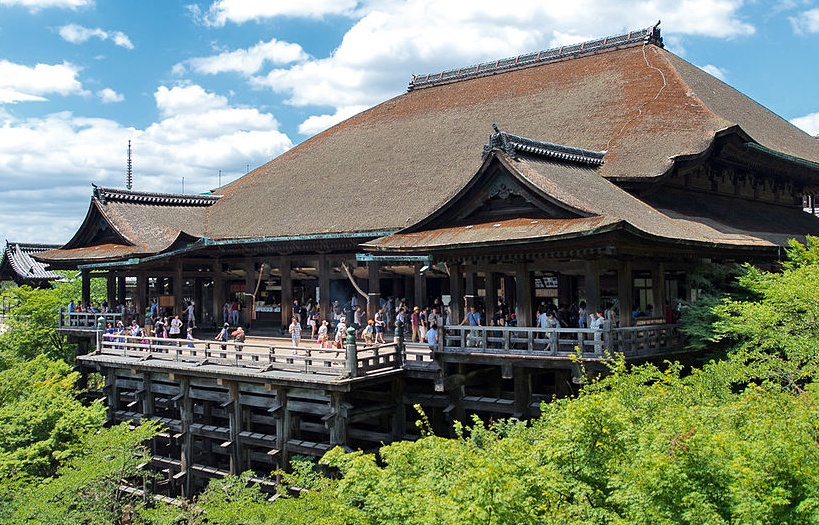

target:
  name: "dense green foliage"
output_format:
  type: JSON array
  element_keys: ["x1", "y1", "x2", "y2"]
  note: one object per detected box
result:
[{"x1": 3, "y1": 240, "x2": 819, "y2": 523}]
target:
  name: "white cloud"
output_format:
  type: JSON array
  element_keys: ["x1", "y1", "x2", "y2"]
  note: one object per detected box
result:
[
  {"x1": 176, "y1": 38, "x2": 308, "y2": 76},
  {"x1": 243, "y1": 0, "x2": 754, "y2": 136},
  {"x1": 0, "y1": 84, "x2": 293, "y2": 243},
  {"x1": 791, "y1": 112, "x2": 819, "y2": 136},
  {"x1": 194, "y1": 0, "x2": 359, "y2": 26},
  {"x1": 59, "y1": 23, "x2": 135, "y2": 49},
  {"x1": 790, "y1": 8, "x2": 819, "y2": 34},
  {"x1": 698, "y1": 64, "x2": 728, "y2": 82},
  {"x1": 0, "y1": 0, "x2": 91, "y2": 11},
  {"x1": 298, "y1": 105, "x2": 369, "y2": 136},
  {"x1": 97, "y1": 88, "x2": 124, "y2": 103},
  {"x1": 0, "y1": 60, "x2": 85, "y2": 103}
]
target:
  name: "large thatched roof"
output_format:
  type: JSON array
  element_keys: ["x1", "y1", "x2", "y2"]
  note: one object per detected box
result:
[{"x1": 202, "y1": 25, "x2": 819, "y2": 241}]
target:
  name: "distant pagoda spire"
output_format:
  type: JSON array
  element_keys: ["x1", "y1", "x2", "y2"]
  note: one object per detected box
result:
[{"x1": 126, "y1": 140, "x2": 133, "y2": 190}]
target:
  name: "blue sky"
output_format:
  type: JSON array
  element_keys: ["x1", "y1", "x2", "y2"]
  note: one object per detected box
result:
[{"x1": 1, "y1": 0, "x2": 818, "y2": 245}]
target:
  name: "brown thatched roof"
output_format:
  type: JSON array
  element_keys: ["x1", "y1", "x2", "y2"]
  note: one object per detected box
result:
[
  {"x1": 38, "y1": 186, "x2": 217, "y2": 264},
  {"x1": 203, "y1": 28, "x2": 819, "y2": 241},
  {"x1": 39, "y1": 26, "x2": 819, "y2": 266}
]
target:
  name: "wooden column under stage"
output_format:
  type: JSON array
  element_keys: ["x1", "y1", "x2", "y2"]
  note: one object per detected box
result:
[{"x1": 178, "y1": 376, "x2": 194, "y2": 498}]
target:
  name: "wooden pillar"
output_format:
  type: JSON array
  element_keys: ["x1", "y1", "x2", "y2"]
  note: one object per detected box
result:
[
  {"x1": 513, "y1": 367, "x2": 532, "y2": 419},
  {"x1": 212, "y1": 259, "x2": 224, "y2": 325},
  {"x1": 448, "y1": 263, "x2": 464, "y2": 325},
  {"x1": 367, "y1": 261, "x2": 380, "y2": 322},
  {"x1": 391, "y1": 377, "x2": 406, "y2": 441},
  {"x1": 464, "y1": 270, "x2": 477, "y2": 310},
  {"x1": 117, "y1": 275, "x2": 126, "y2": 307},
  {"x1": 228, "y1": 381, "x2": 242, "y2": 474},
  {"x1": 178, "y1": 376, "x2": 193, "y2": 498},
  {"x1": 106, "y1": 271, "x2": 117, "y2": 310},
  {"x1": 485, "y1": 271, "x2": 497, "y2": 324},
  {"x1": 105, "y1": 368, "x2": 118, "y2": 422},
  {"x1": 617, "y1": 260, "x2": 634, "y2": 327},
  {"x1": 584, "y1": 261, "x2": 601, "y2": 312},
  {"x1": 514, "y1": 263, "x2": 533, "y2": 327},
  {"x1": 244, "y1": 258, "x2": 255, "y2": 327},
  {"x1": 275, "y1": 387, "x2": 299, "y2": 467},
  {"x1": 173, "y1": 260, "x2": 184, "y2": 317},
  {"x1": 652, "y1": 263, "x2": 666, "y2": 316},
  {"x1": 319, "y1": 254, "x2": 331, "y2": 321},
  {"x1": 142, "y1": 373, "x2": 154, "y2": 417},
  {"x1": 413, "y1": 264, "x2": 425, "y2": 309},
  {"x1": 193, "y1": 278, "x2": 203, "y2": 326},
  {"x1": 328, "y1": 392, "x2": 348, "y2": 446},
  {"x1": 135, "y1": 271, "x2": 147, "y2": 325},
  {"x1": 81, "y1": 269, "x2": 91, "y2": 307},
  {"x1": 280, "y1": 257, "x2": 292, "y2": 329}
]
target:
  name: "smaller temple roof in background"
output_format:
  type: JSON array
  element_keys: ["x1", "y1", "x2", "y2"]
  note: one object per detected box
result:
[{"x1": 0, "y1": 241, "x2": 63, "y2": 286}]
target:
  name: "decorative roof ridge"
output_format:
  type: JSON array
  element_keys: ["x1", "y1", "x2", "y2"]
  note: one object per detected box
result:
[
  {"x1": 483, "y1": 124, "x2": 606, "y2": 166},
  {"x1": 4, "y1": 241, "x2": 62, "y2": 252},
  {"x1": 92, "y1": 184, "x2": 222, "y2": 207},
  {"x1": 408, "y1": 22, "x2": 663, "y2": 91}
]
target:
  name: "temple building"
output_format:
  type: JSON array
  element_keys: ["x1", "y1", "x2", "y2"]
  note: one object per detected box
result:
[
  {"x1": 34, "y1": 25, "x2": 819, "y2": 488},
  {"x1": 39, "y1": 24, "x2": 819, "y2": 331}
]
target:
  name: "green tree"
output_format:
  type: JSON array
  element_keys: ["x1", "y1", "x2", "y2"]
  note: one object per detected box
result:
[
  {"x1": 712, "y1": 236, "x2": 819, "y2": 388},
  {"x1": 3, "y1": 421, "x2": 161, "y2": 525},
  {"x1": 0, "y1": 354, "x2": 105, "y2": 479}
]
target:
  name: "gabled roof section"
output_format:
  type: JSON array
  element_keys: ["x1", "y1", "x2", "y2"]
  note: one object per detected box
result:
[
  {"x1": 402, "y1": 130, "x2": 600, "y2": 234},
  {"x1": 409, "y1": 23, "x2": 663, "y2": 91},
  {"x1": 39, "y1": 186, "x2": 220, "y2": 266},
  {"x1": 365, "y1": 126, "x2": 819, "y2": 254},
  {"x1": 0, "y1": 241, "x2": 63, "y2": 286}
]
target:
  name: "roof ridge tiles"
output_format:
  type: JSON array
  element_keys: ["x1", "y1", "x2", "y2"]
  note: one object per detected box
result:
[
  {"x1": 408, "y1": 22, "x2": 663, "y2": 91},
  {"x1": 92, "y1": 185, "x2": 221, "y2": 207},
  {"x1": 483, "y1": 126, "x2": 606, "y2": 166}
]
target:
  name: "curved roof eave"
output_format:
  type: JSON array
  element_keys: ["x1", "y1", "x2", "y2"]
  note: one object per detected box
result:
[{"x1": 60, "y1": 196, "x2": 134, "y2": 250}]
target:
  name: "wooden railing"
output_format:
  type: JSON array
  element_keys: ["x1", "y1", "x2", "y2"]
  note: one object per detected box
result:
[
  {"x1": 442, "y1": 323, "x2": 681, "y2": 359},
  {"x1": 59, "y1": 309, "x2": 123, "y2": 329},
  {"x1": 95, "y1": 333, "x2": 402, "y2": 378},
  {"x1": 90, "y1": 323, "x2": 681, "y2": 378}
]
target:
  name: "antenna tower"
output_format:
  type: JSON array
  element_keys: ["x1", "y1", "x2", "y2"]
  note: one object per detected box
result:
[{"x1": 126, "y1": 140, "x2": 133, "y2": 190}]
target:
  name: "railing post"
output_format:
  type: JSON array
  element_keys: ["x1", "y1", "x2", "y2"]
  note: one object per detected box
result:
[
  {"x1": 393, "y1": 320, "x2": 405, "y2": 367},
  {"x1": 345, "y1": 326, "x2": 358, "y2": 377}
]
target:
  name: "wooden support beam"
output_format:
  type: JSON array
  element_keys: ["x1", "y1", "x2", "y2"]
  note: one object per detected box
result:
[
  {"x1": 280, "y1": 257, "x2": 292, "y2": 329},
  {"x1": 178, "y1": 376, "x2": 193, "y2": 498},
  {"x1": 319, "y1": 254, "x2": 331, "y2": 322},
  {"x1": 514, "y1": 263, "x2": 533, "y2": 327}
]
